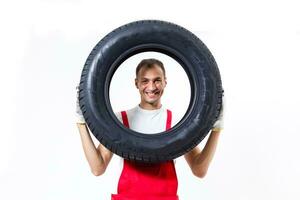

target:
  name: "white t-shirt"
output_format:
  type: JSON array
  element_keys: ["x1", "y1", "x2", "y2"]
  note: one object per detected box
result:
[{"x1": 115, "y1": 104, "x2": 171, "y2": 134}]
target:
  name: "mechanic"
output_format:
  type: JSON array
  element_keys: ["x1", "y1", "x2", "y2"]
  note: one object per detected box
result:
[{"x1": 76, "y1": 58, "x2": 224, "y2": 200}]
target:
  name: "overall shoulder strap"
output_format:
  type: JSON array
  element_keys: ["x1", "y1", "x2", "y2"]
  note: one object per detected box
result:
[
  {"x1": 166, "y1": 109, "x2": 172, "y2": 131},
  {"x1": 121, "y1": 111, "x2": 129, "y2": 128}
]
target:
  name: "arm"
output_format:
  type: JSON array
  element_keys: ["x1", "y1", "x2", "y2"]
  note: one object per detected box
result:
[
  {"x1": 77, "y1": 123, "x2": 113, "y2": 176},
  {"x1": 185, "y1": 90, "x2": 225, "y2": 178},
  {"x1": 75, "y1": 86, "x2": 113, "y2": 176},
  {"x1": 184, "y1": 130, "x2": 221, "y2": 178}
]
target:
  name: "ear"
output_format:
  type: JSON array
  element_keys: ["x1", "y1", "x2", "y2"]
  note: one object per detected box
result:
[
  {"x1": 135, "y1": 78, "x2": 138, "y2": 89},
  {"x1": 164, "y1": 77, "x2": 167, "y2": 86}
]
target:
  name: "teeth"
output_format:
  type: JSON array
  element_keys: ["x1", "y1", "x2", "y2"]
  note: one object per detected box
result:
[{"x1": 146, "y1": 91, "x2": 158, "y2": 96}]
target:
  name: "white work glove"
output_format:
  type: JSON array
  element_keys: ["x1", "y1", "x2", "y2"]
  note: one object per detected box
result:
[
  {"x1": 212, "y1": 90, "x2": 225, "y2": 132},
  {"x1": 76, "y1": 85, "x2": 86, "y2": 124}
]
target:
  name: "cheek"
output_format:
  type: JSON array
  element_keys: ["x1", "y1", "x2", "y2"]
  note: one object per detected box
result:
[
  {"x1": 141, "y1": 83, "x2": 150, "y2": 90},
  {"x1": 136, "y1": 82, "x2": 144, "y2": 89},
  {"x1": 139, "y1": 85, "x2": 147, "y2": 92},
  {"x1": 157, "y1": 83, "x2": 165, "y2": 89}
]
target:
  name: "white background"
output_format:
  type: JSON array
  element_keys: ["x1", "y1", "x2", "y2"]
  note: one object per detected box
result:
[{"x1": 1, "y1": 0, "x2": 300, "y2": 200}]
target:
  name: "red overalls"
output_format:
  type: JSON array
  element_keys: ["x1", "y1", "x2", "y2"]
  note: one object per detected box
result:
[{"x1": 111, "y1": 109, "x2": 179, "y2": 200}]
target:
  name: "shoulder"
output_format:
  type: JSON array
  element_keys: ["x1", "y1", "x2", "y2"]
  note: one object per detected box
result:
[
  {"x1": 165, "y1": 107, "x2": 172, "y2": 117},
  {"x1": 114, "y1": 106, "x2": 138, "y2": 122},
  {"x1": 166, "y1": 108, "x2": 172, "y2": 113}
]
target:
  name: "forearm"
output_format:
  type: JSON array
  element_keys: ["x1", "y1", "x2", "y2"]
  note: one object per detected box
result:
[
  {"x1": 77, "y1": 123, "x2": 106, "y2": 175},
  {"x1": 191, "y1": 130, "x2": 221, "y2": 177}
]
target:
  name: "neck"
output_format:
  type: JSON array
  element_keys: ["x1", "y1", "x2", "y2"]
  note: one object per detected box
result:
[{"x1": 139, "y1": 101, "x2": 162, "y2": 110}]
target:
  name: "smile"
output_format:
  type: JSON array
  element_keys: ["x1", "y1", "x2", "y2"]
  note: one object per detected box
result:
[{"x1": 145, "y1": 91, "x2": 159, "y2": 97}]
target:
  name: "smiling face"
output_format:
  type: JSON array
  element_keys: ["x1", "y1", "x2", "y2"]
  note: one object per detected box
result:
[{"x1": 135, "y1": 64, "x2": 167, "y2": 110}]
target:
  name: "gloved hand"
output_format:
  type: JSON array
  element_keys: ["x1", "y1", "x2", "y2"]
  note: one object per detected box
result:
[
  {"x1": 76, "y1": 85, "x2": 86, "y2": 124},
  {"x1": 212, "y1": 90, "x2": 225, "y2": 132}
]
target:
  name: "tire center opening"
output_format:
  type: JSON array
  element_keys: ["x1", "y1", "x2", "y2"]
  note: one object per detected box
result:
[{"x1": 109, "y1": 51, "x2": 191, "y2": 135}]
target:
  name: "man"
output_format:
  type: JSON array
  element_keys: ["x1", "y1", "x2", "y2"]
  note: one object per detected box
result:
[{"x1": 76, "y1": 58, "x2": 224, "y2": 200}]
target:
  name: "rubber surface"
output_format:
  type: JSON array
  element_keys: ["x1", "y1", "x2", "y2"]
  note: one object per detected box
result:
[{"x1": 79, "y1": 20, "x2": 223, "y2": 163}]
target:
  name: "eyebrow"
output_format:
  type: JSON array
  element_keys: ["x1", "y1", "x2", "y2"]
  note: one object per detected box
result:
[{"x1": 140, "y1": 77, "x2": 162, "y2": 80}]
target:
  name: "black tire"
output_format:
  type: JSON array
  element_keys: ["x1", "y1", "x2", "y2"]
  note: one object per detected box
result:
[{"x1": 79, "y1": 20, "x2": 223, "y2": 163}]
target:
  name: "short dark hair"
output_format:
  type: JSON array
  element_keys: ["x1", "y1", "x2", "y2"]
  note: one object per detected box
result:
[{"x1": 136, "y1": 58, "x2": 166, "y2": 78}]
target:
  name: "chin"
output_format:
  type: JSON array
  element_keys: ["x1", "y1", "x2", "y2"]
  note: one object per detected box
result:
[
  {"x1": 148, "y1": 98, "x2": 162, "y2": 105},
  {"x1": 144, "y1": 99, "x2": 156, "y2": 104}
]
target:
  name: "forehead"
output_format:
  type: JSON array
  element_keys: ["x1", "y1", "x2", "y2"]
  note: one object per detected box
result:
[{"x1": 137, "y1": 65, "x2": 164, "y2": 78}]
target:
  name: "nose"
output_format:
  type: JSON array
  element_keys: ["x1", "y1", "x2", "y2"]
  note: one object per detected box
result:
[{"x1": 148, "y1": 81, "x2": 156, "y2": 90}]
